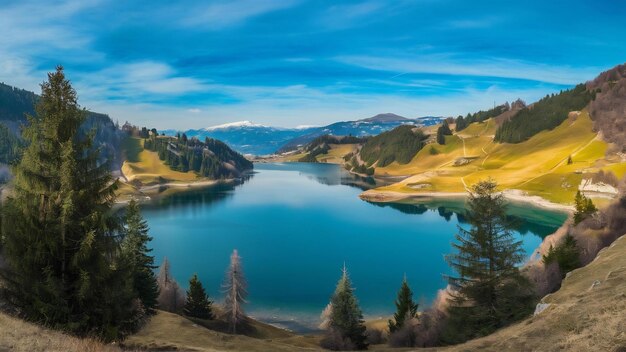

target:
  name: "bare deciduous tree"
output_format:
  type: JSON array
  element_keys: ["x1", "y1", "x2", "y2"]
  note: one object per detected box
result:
[
  {"x1": 222, "y1": 249, "x2": 248, "y2": 333},
  {"x1": 157, "y1": 257, "x2": 186, "y2": 313}
]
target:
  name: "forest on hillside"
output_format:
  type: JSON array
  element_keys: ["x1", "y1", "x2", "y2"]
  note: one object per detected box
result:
[
  {"x1": 359, "y1": 125, "x2": 428, "y2": 167},
  {"x1": 144, "y1": 134, "x2": 253, "y2": 179},
  {"x1": 495, "y1": 84, "x2": 595, "y2": 143}
]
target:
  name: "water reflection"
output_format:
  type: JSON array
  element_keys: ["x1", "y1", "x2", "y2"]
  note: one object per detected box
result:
[{"x1": 368, "y1": 200, "x2": 567, "y2": 238}]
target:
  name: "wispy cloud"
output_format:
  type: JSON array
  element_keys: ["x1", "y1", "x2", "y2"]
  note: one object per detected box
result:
[
  {"x1": 335, "y1": 54, "x2": 601, "y2": 85},
  {"x1": 181, "y1": 0, "x2": 302, "y2": 29}
]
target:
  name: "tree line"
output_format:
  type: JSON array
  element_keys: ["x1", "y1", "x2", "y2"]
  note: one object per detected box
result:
[
  {"x1": 143, "y1": 133, "x2": 253, "y2": 179},
  {"x1": 495, "y1": 84, "x2": 595, "y2": 143},
  {"x1": 359, "y1": 125, "x2": 428, "y2": 168},
  {"x1": 454, "y1": 102, "x2": 513, "y2": 132}
]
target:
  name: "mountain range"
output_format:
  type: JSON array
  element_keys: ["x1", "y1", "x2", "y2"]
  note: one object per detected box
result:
[{"x1": 162, "y1": 113, "x2": 443, "y2": 156}]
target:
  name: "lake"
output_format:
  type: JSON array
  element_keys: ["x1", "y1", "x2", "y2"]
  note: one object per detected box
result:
[{"x1": 141, "y1": 162, "x2": 567, "y2": 331}]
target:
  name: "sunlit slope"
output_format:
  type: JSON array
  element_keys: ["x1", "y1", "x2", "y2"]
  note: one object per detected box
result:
[
  {"x1": 316, "y1": 143, "x2": 357, "y2": 163},
  {"x1": 374, "y1": 111, "x2": 626, "y2": 204},
  {"x1": 121, "y1": 137, "x2": 198, "y2": 185},
  {"x1": 275, "y1": 143, "x2": 357, "y2": 163}
]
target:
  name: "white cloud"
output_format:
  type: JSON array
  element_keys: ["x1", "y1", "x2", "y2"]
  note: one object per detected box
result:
[{"x1": 187, "y1": 108, "x2": 202, "y2": 113}]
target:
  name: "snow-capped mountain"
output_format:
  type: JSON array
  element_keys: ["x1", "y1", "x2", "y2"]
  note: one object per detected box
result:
[
  {"x1": 204, "y1": 120, "x2": 268, "y2": 131},
  {"x1": 162, "y1": 114, "x2": 443, "y2": 156}
]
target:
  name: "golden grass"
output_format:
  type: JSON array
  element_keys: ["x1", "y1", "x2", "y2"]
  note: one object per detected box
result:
[
  {"x1": 0, "y1": 312, "x2": 126, "y2": 352},
  {"x1": 374, "y1": 111, "x2": 625, "y2": 204},
  {"x1": 120, "y1": 137, "x2": 198, "y2": 185},
  {"x1": 316, "y1": 144, "x2": 357, "y2": 163},
  {"x1": 124, "y1": 311, "x2": 321, "y2": 352}
]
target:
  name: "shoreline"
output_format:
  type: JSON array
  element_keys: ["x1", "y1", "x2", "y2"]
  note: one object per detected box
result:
[
  {"x1": 114, "y1": 178, "x2": 240, "y2": 206},
  {"x1": 360, "y1": 188, "x2": 574, "y2": 213}
]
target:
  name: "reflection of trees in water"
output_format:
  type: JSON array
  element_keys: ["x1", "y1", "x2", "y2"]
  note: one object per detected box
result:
[
  {"x1": 300, "y1": 167, "x2": 387, "y2": 191},
  {"x1": 368, "y1": 201, "x2": 562, "y2": 238},
  {"x1": 144, "y1": 174, "x2": 252, "y2": 210}
]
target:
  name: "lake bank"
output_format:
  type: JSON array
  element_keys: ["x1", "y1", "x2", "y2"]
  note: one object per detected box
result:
[{"x1": 360, "y1": 188, "x2": 574, "y2": 213}]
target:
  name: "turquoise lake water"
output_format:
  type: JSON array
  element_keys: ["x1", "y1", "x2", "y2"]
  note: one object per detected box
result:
[{"x1": 141, "y1": 162, "x2": 567, "y2": 331}]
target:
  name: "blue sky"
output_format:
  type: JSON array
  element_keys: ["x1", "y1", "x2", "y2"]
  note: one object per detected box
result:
[{"x1": 1, "y1": 0, "x2": 625, "y2": 128}]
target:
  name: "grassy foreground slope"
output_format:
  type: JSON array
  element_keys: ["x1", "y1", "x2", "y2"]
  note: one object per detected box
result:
[
  {"x1": 370, "y1": 111, "x2": 626, "y2": 204},
  {"x1": 443, "y1": 233, "x2": 626, "y2": 352}
]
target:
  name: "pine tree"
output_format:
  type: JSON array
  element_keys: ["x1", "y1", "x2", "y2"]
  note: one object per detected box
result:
[
  {"x1": 121, "y1": 199, "x2": 159, "y2": 314},
  {"x1": 573, "y1": 190, "x2": 597, "y2": 225},
  {"x1": 440, "y1": 120, "x2": 452, "y2": 135},
  {"x1": 436, "y1": 127, "x2": 446, "y2": 145},
  {"x1": 0, "y1": 66, "x2": 137, "y2": 340},
  {"x1": 542, "y1": 234, "x2": 581, "y2": 278},
  {"x1": 184, "y1": 274, "x2": 214, "y2": 319},
  {"x1": 222, "y1": 249, "x2": 248, "y2": 333},
  {"x1": 388, "y1": 276, "x2": 418, "y2": 333},
  {"x1": 326, "y1": 264, "x2": 368, "y2": 350},
  {"x1": 443, "y1": 179, "x2": 535, "y2": 343}
]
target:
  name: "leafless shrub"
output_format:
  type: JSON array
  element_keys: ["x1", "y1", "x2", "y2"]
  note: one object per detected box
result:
[
  {"x1": 587, "y1": 64, "x2": 626, "y2": 150},
  {"x1": 320, "y1": 328, "x2": 356, "y2": 351},
  {"x1": 388, "y1": 317, "x2": 419, "y2": 347},
  {"x1": 413, "y1": 309, "x2": 447, "y2": 348},
  {"x1": 319, "y1": 302, "x2": 332, "y2": 330},
  {"x1": 365, "y1": 327, "x2": 385, "y2": 345}
]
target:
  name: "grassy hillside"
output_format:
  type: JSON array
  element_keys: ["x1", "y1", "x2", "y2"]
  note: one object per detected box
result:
[
  {"x1": 0, "y1": 312, "x2": 125, "y2": 352},
  {"x1": 124, "y1": 311, "x2": 322, "y2": 351},
  {"x1": 372, "y1": 110, "x2": 626, "y2": 204},
  {"x1": 121, "y1": 137, "x2": 199, "y2": 186}
]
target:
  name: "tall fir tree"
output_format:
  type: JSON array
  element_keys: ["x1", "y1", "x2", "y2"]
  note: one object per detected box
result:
[
  {"x1": 222, "y1": 249, "x2": 248, "y2": 333},
  {"x1": 0, "y1": 66, "x2": 137, "y2": 340},
  {"x1": 443, "y1": 179, "x2": 535, "y2": 344},
  {"x1": 326, "y1": 264, "x2": 368, "y2": 350},
  {"x1": 388, "y1": 276, "x2": 418, "y2": 333},
  {"x1": 184, "y1": 274, "x2": 214, "y2": 319},
  {"x1": 121, "y1": 199, "x2": 159, "y2": 314}
]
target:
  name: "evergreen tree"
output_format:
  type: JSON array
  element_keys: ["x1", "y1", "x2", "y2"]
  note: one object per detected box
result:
[
  {"x1": 326, "y1": 264, "x2": 368, "y2": 350},
  {"x1": 440, "y1": 120, "x2": 452, "y2": 135},
  {"x1": 542, "y1": 234, "x2": 581, "y2": 278},
  {"x1": 436, "y1": 127, "x2": 446, "y2": 145},
  {"x1": 443, "y1": 179, "x2": 535, "y2": 343},
  {"x1": 222, "y1": 249, "x2": 248, "y2": 333},
  {"x1": 573, "y1": 190, "x2": 597, "y2": 225},
  {"x1": 388, "y1": 276, "x2": 418, "y2": 333},
  {"x1": 0, "y1": 66, "x2": 137, "y2": 340},
  {"x1": 121, "y1": 199, "x2": 159, "y2": 314},
  {"x1": 184, "y1": 274, "x2": 214, "y2": 319}
]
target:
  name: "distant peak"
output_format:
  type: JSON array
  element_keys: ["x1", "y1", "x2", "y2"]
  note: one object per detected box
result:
[
  {"x1": 361, "y1": 113, "x2": 408, "y2": 122},
  {"x1": 295, "y1": 124, "x2": 319, "y2": 129},
  {"x1": 204, "y1": 120, "x2": 267, "y2": 130}
]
